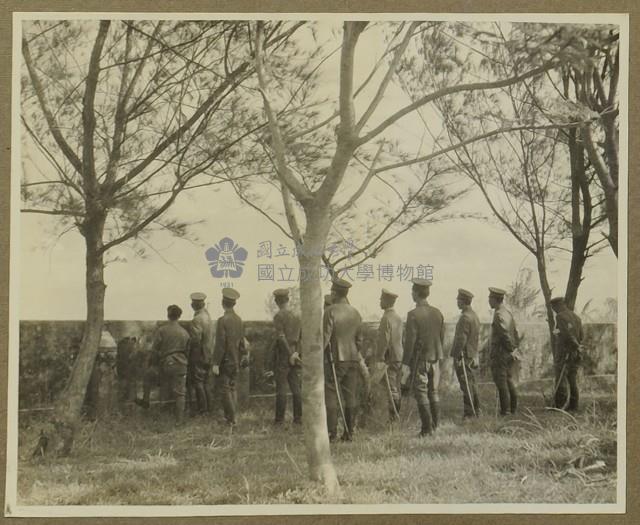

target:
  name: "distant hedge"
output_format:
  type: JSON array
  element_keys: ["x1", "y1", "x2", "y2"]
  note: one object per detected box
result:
[{"x1": 18, "y1": 320, "x2": 617, "y2": 410}]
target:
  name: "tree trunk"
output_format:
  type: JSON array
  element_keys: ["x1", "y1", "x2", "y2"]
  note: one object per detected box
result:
[
  {"x1": 564, "y1": 128, "x2": 590, "y2": 310},
  {"x1": 602, "y1": 184, "x2": 618, "y2": 258},
  {"x1": 534, "y1": 252, "x2": 556, "y2": 360},
  {"x1": 583, "y1": 123, "x2": 618, "y2": 257},
  {"x1": 50, "y1": 216, "x2": 106, "y2": 455},
  {"x1": 298, "y1": 210, "x2": 340, "y2": 496}
]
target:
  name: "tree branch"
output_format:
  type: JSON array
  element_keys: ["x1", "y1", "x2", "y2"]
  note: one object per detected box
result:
[
  {"x1": 281, "y1": 184, "x2": 303, "y2": 244},
  {"x1": 105, "y1": 21, "x2": 135, "y2": 187},
  {"x1": 372, "y1": 121, "x2": 587, "y2": 177},
  {"x1": 583, "y1": 123, "x2": 615, "y2": 191},
  {"x1": 333, "y1": 143, "x2": 383, "y2": 218},
  {"x1": 112, "y1": 64, "x2": 249, "y2": 193},
  {"x1": 22, "y1": 208, "x2": 84, "y2": 217},
  {"x1": 81, "y1": 20, "x2": 111, "y2": 192},
  {"x1": 357, "y1": 62, "x2": 555, "y2": 146},
  {"x1": 355, "y1": 22, "x2": 419, "y2": 133},
  {"x1": 99, "y1": 179, "x2": 186, "y2": 254},
  {"x1": 254, "y1": 21, "x2": 312, "y2": 204},
  {"x1": 337, "y1": 21, "x2": 367, "y2": 137},
  {"x1": 22, "y1": 36, "x2": 83, "y2": 175}
]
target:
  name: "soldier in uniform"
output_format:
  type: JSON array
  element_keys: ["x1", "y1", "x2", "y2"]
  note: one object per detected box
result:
[
  {"x1": 323, "y1": 278, "x2": 365, "y2": 442},
  {"x1": 551, "y1": 296, "x2": 584, "y2": 412},
  {"x1": 212, "y1": 288, "x2": 247, "y2": 426},
  {"x1": 270, "y1": 288, "x2": 302, "y2": 425},
  {"x1": 147, "y1": 304, "x2": 190, "y2": 425},
  {"x1": 488, "y1": 287, "x2": 520, "y2": 416},
  {"x1": 377, "y1": 288, "x2": 404, "y2": 421},
  {"x1": 188, "y1": 292, "x2": 214, "y2": 415},
  {"x1": 401, "y1": 278, "x2": 445, "y2": 437},
  {"x1": 450, "y1": 289, "x2": 481, "y2": 418}
]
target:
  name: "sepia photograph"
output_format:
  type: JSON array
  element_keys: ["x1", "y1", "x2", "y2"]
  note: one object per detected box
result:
[{"x1": 4, "y1": 11, "x2": 628, "y2": 516}]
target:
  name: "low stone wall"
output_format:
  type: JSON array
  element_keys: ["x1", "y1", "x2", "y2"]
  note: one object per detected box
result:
[{"x1": 18, "y1": 319, "x2": 617, "y2": 410}]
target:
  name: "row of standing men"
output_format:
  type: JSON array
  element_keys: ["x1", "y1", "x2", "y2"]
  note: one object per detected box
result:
[
  {"x1": 135, "y1": 288, "x2": 246, "y2": 425},
  {"x1": 138, "y1": 277, "x2": 584, "y2": 438},
  {"x1": 270, "y1": 277, "x2": 584, "y2": 441}
]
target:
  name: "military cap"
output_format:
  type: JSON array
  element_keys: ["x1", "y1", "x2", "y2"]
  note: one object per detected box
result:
[
  {"x1": 331, "y1": 277, "x2": 352, "y2": 290},
  {"x1": 273, "y1": 288, "x2": 290, "y2": 298},
  {"x1": 411, "y1": 278, "x2": 432, "y2": 288},
  {"x1": 457, "y1": 288, "x2": 474, "y2": 300},
  {"x1": 488, "y1": 287, "x2": 506, "y2": 297},
  {"x1": 381, "y1": 288, "x2": 398, "y2": 299},
  {"x1": 190, "y1": 292, "x2": 207, "y2": 301},
  {"x1": 167, "y1": 304, "x2": 183, "y2": 317},
  {"x1": 550, "y1": 296, "x2": 566, "y2": 305},
  {"x1": 222, "y1": 288, "x2": 240, "y2": 300}
]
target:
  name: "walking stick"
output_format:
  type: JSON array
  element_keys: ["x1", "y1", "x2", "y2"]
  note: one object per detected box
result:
[
  {"x1": 460, "y1": 357, "x2": 477, "y2": 417},
  {"x1": 384, "y1": 368, "x2": 401, "y2": 421},
  {"x1": 488, "y1": 315, "x2": 499, "y2": 418},
  {"x1": 327, "y1": 349, "x2": 350, "y2": 440}
]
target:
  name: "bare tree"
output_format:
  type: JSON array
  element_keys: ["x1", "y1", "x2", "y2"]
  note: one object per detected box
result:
[
  {"x1": 418, "y1": 23, "x2": 612, "y2": 357},
  {"x1": 250, "y1": 20, "x2": 566, "y2": 493},
  {"x1": 20, "y1": 19, "x2": 300, "y2": 453},
  {"x1": 564, "y1": 32, "x2": 620, "y2": 257}
]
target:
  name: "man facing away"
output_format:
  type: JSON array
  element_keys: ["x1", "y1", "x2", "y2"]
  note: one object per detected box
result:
[
  {"x1": 212, "y1": 288, "x2": 247, "y2": 426},
  {"x1": 401, "y1": 278, "x2": 445, "y2": 437},
  {"x1": 450, "y1": 288, "x2": 481, "y2": 419},
  {"x1": 270, "y1": 288, "x2": 302, "y2": 426},
  {"x1": 147, "y1": 304, "x2": 190, "y2": 425},
  {"x1": 488, "y1": 287, "x2": 520, "y2": 416},
  {"x1": 188, "y1": 292, "x2": 214, "y2": 415},
  {"x1": 377, "y1": 288, "x2": 404, "y2": 422},
  {"x1": 551, "y1": 296, "x2": 584, "y2": 412},
  {"x1": 323, "y1": 278, "x2": 365, "y2": 442}
]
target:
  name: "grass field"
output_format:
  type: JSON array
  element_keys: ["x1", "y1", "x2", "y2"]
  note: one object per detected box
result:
[{"x1": 16, "y1": 383, "x2": 618, "y2": 506}]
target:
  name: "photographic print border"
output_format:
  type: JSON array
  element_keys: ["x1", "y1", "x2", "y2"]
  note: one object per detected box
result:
[{"x1": 0, "y1": 2, "x2": 635, "y2": 522}]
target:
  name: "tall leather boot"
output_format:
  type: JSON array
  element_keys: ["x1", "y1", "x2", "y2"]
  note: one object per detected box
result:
[
  {"x1": 221, "y1": 391, "x2": 236, "y2": 425},
  {"x1": 430, "y1": 400, "x2": 439, "y2": 431},
  {"x1": 326, "y1": 403, "x2": 338, "y2": 442},
  {"x1": 508, "y1": 380, "x2": 518, "y2": 414},
  {"x1": 418, "y1": 404, "x2": 433, "y2": 437},
  {"x1": 195, "y1": 382, "x2": 208, "y2": 414},
  {"x1": 274, "y1": 387, "x2": 286, "y2": 424},
  {"x1": 341, "y1": 407, "x2": 353, "y2": 441},
  {"x1": 292, "y1": 392, "x2": 302, "y2": 424}
]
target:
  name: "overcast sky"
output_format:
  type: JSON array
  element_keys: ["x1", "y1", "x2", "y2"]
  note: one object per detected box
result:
[
  {"x1": 16, "y1": 18, "x2": 620, "y2": 324},
  {"x1": 19, "y1": 180, "x2": 617, "y2": 324}
]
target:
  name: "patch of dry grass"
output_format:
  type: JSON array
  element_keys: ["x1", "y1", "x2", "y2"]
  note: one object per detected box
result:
[{"x1": 16, "y1": 387, "x2": 617, "y2": 506}]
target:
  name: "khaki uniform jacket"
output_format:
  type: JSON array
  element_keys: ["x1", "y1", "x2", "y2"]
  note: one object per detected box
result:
[
  {"x1": 377, "y1": 308, "x2": 404, "y2": 363},
  {"x1": 450, "y1": 306, "x2": 480, "y2": 361},
  {"x1": 402, "y1": 300, "x2": 445, "y2": 365},
  {"x1": 152, "y1": 321, "x2": 190, "y2": 366},
  {"x1": 490, "y1": 305, "x2": 519, "y2": 357},
  {"x1": 213, "y1": 309, "x2": 246, "y2": 368},
  {"x1": 323, "y1": 299, "x2": 364, "y2": 362},
  {"x1": 555, "y1": 309, "x2": 583, "y2": 354},
  {"x1": 272, "y1": 308, "x2": 302, "y2": 368},
  {"x1": 190, "y1": 308, "x2": 214, "y2": 365}
]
